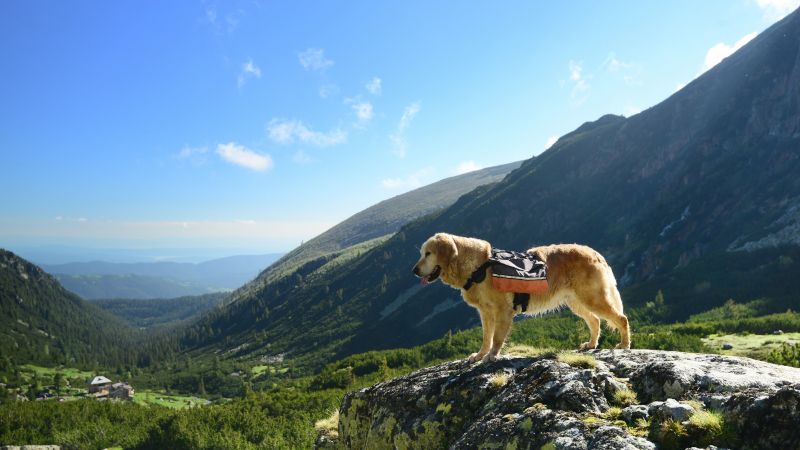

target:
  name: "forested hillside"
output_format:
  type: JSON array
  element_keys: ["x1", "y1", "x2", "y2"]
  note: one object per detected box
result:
[{"x1": 0, "y1": 250, "x2": 138, "y2": 367}]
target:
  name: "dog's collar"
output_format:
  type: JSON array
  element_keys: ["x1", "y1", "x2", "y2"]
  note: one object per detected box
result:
[{"x1": 463, "y1": 260, "x2": 493, "y2": 290}]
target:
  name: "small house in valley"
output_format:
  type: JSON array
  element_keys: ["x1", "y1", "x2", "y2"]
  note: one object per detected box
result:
[
  {"x1": 87, "y1": 375, "x2": 112, "y2": 396},
  {"x1": 109, "y1": 382, "x2": 135, "y2": 400}
]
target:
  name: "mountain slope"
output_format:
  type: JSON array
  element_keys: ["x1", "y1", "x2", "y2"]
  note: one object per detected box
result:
[
  {"x1": 243, "y1": 161, "x2": 521, "y2": 289},
  {"x1": 180, "y1": 8, "x2": 800, "y2": 366},
  {"x1": 0, "y1": 249, "x2": 137, "y2": 366}
]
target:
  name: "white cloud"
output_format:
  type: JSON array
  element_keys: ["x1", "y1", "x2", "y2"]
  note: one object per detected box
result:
[
  {"x1": 216, "y1": 142, "x2": 273, "y2": 172},
  {"x1": 755, "y1": 0, "x2": 800, "y2": 19},
  {"x1": 366, "y1": 77, "x2": 382, "y2": 95},
  {"x1": 205, "y1": 7, "x2": 217, "y2": 26},
  {"x1": 603, "y1": 53, "x2": 631, "y2": 73},
  {"x1": 318, "y1": 83, "x2": 339, "y2": 98},
  {"x1": 352, "y1": 101, "x2": 374, "y2": 124},
  {"x1": 703, "y1": 32, "x2": 757, "y2": 71},
  {"x1": 204, "y1": 6, "x2": 244, "y2": 34},
  {"x1": 237, "y1": 58, "x2": 262, "y2": 87},
  {"x1": 602, "y1": 52, "x2": 641, "y2": 85},
  {"x1": 453, "y1": 160, "x2": 482, "y2": 175},
  {"x1": 389, "y1": 102, "x2": 421, "y2": 158},
  {"x1": 298, "y1": 48, "x2": 334, "y2": 71},
  {"x1": 267, "y1": 119, "x2": 347, "y2": 147},
  {"x1": 567, "y1": 60, "x2": 590, "y2": 105},
  {"x1": 381, "y1": 167, "x2": 433, "y2": 189},
  {"x1": 292, "y1": 150, "x2": 317, "y2": 164},
  {"x1": 544, "y1": 136, "x2": 559, "y2": 150},
  {"x1": 177, "y1": 146, "x2": 208, "y2": 159},
  {"x1": 623, "y1": 105, "x2": 642, "y2": 117},
  {"x1": 569, "y1": 60, "x2": 583, "y2": 81}
]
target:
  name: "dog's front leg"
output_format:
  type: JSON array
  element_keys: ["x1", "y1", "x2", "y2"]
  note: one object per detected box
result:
[
  {"x1": 484, "y1": 308, "x2": 514, "y2": 362},
  {"x1": 468, "y1": 308, "x2": 494, "y2": 363}
]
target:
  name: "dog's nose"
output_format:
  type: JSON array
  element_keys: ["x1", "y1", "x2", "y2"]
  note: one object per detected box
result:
[{"x1": 413, "y1": 266, "x2": 420, "y2": 276}]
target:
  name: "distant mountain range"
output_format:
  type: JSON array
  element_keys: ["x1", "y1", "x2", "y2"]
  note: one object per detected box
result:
[
  {"x1": 176, "y1": 7, "x2": 800, "y2": 367},
  {"x1": 42, "y1": 253, "x2": 282, "y2": 299}
]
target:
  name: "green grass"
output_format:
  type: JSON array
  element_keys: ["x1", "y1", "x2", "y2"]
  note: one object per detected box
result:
[
  {"x1": 702, "y1": 332, "x2": 800, "y2": 359},
  {"x1": 134, "y1": 390, "x2": 209, "y2": 409},
  {"x1": 251, "y1": 365, "x2": 288, "y2": 376},
  {"x1": 19, "y1": 364, "x2": 94, "y2": 380}
]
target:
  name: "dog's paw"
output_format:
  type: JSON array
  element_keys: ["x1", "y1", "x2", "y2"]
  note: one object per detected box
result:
[
  {"x1": 579, "y1": 341, "x2": 598, "y2": 351},
  {"x1": 481, "y1": 353, "x2": 498, "y2": 363},
  {"x1": 467, "y1": 352, "x2": 485, "y2": 363},
  {"x1": 615, "y1": 343, "x2": 631, "y2": 350}
]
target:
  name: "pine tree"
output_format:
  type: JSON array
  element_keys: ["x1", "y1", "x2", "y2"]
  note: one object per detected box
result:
[{"x1": 198, "y1": 376, "x2": 207, "y2": 397}]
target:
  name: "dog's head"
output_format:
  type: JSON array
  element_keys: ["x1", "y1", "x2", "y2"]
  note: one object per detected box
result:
[{"x1": 413, "y1": 233, "x2": 458, "y2": 286}]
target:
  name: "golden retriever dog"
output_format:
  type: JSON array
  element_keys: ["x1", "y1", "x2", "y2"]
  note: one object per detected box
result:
[{"x1": 413, "y1": 233, "x2": 630, "y2": 363}]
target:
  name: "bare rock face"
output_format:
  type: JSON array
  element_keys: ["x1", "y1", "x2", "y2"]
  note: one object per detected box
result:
[{"x1": 324, "y1": 350, "x2": 800, "y2": 449}]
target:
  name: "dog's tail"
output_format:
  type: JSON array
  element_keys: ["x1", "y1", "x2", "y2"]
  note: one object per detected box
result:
[{"x1": 602, "y1": 263, "x2": 625, "y2": 315}]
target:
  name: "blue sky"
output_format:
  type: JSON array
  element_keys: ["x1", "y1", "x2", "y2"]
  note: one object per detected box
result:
[{"x1": 1, "y1": 0, "x2": 797, "y2": 256}]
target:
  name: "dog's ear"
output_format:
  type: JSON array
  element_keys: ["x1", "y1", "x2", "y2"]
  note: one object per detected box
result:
[{"x1": 434, "y1": 233, "x2": 459, "y2": 265}]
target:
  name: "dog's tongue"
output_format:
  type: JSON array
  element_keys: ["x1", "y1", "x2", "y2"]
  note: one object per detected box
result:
[{"x1": 420, "y1": 276, "x2": 430, "y2": 287}]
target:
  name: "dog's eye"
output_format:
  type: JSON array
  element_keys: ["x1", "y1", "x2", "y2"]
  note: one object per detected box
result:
[{"x1": 425, "y1": 251, "x2": 431, "y2": 257}]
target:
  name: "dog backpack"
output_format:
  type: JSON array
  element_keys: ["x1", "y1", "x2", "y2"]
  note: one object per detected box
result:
[{"x1": 463, "y1": 248, "x2": 549, "y2": 313}]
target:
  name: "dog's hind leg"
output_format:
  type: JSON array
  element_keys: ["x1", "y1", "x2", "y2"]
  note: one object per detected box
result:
[
  {"x1": 570, "y1": 303, "x2": 601, "y2": 350},
  {"x1": 607, "y1": 312, "x2": 631, "y2": 349},
  {"x1": 597, "y1": 287, "x2": 631, "y2": 349},
  {"x1": 468, "y1": 308, "x2": 494, "y2": 363}
]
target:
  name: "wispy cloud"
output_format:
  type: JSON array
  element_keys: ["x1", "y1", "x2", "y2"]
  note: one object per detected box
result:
[
  {"x1": 292, "y1": 150, "x2": 317, "y2": 164},
  {"x1": 298, "y1": 48, "x2": 334, "y2": 71},
  {"x1": 237, "y1": 58, "x2": 262, "y2": 87},
  {"x1": 366, "y1": 77, "x2": 382, "y2": 95},
  {"x1": 2, "y1": 218, "x2": 334, "y2": 241},
  {"x1": 381, "y1": 167, "x2": 433, "y2": 189},
  {"x1": 55, "y1": 216, "x2": 88, "y2": 223},
  {"x1": 544, "y1": 136, "x2": 559, "y2": 150},
  {"x1": 318, "y1": 83, "x2": 339, "y2": 99},
  {"x1": 267, "y1": 119, "x2": 347, "y2": 147},
  {"x1": 602, "y1": 52, "x2": 641, "y2": 85},
  {"x1": 204, "y1": 6, "x2": 245, "y2": 34},
  {"x1": 567, "y1": 60, "x2": 590, "y2": 105},
  {"x1": 352, "y1": 101, "x2": 374, "y2": 125},
  {"x1": 754, "y1": 0, "x2": 800, "y2": 19},
  {"x1": 216, "y1": 142, "x2": 273, "y2": 171},
  {"x1": 390, "y1": 102, "x2": 421, "y2": 158},
  {"x1": 176, "y1": 145, "x2": 209, "y2": 165},
  {"x1": 177, "y1": 146, "x2": 208, "y2": 159},
  {"x1": 703, "y1": 32, "x2": 757, "y2": 71},
  {"x1": 453, "y1": 160, "x2": 482, "y2": 175}
]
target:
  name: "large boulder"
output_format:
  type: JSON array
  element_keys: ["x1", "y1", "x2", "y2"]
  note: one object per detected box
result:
[{"x1": 324, "y1": 349, "x2": 800, "y2": 449}]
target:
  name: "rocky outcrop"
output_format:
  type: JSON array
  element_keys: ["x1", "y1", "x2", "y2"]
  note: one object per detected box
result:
[{"x1": 323, "y1": 350, "x2": 800, "y2": 449}]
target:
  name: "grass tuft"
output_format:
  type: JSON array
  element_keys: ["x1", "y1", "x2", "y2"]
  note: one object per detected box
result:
[
  {"x1": 314, "y1": 410, "x2": 340, "y2": 438},
  {"x1": 612, "y1": 388, "x2": 639, "y2": 407},
  {"x1": 603, "y1": 406, "x2": 623, "y2": 420},
  {"x1": 504, "y1": 344, "x2": 556, "y2": 358},
  {"x1": 556, "y1": 351, "x2": 597, "y2": 369},
  {"x1": 488, "y1": 372, "x2": 509, "y2": 388}
]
